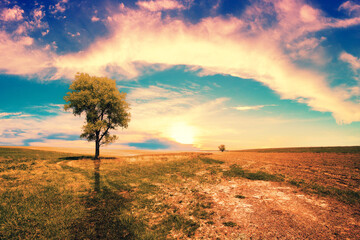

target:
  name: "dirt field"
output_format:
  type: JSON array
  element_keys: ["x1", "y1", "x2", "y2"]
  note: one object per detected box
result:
[
  {"x1": 211, "y1": 151, "x2": 360, "y2": 192},
  {"x1": 1, "y1": 147, "x2": 359, "y2": 239},
  {"x1": 205, "y1": 151, "x2": 360, "y2": 239}
]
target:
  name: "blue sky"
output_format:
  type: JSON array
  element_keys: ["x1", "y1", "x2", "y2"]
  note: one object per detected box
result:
[{"x1": 0, "y1": 0, "x2": 359, "y2": 150}]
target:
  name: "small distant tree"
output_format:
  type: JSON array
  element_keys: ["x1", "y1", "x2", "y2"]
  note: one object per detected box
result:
[
  {"x1": 64, "y1": 73, "x2": 131, "y2": 159},
  {"x1": 218, "y1": 144, "x2": 225, "y2": 152}
]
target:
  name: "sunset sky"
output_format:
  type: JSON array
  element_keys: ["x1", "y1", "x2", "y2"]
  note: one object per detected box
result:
[{"x1": 1, "y1": 0, "x2": 360, "y2": 150}]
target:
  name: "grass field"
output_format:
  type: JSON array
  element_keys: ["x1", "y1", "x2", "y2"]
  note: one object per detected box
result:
[{"x1": 0, "y1": 147, "x2": 359, "y2": 239}]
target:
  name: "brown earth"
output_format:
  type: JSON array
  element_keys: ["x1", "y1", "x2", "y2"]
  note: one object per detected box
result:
[
  {"x1": 210, "y1": 151, "x2": 360, "y2": 192},
  {"x1": 20, "y1": 147, "x2": 360, "y2": 239}
]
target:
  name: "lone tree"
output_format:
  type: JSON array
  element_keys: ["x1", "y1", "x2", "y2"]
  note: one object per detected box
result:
[
  {"x1": 64, "y1": 73, "x2": 130, "y2": 159},
  {"x1": 218, "y1": 144, "x2": 225, "y2": 152}
]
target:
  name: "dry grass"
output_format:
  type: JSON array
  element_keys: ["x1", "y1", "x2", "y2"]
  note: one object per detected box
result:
[{"x1": 1, "y1": 147, "x2": 359, "y2": 239}]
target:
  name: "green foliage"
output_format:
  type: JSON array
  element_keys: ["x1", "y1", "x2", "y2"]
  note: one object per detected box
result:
[{"x1": 64, "y1": 73, "x2": 131, "y2": 157}]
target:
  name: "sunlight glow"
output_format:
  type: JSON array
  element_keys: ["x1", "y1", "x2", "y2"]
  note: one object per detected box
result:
[{"x1": 169, "y1": 122, "x2": 195, "y2": 144}]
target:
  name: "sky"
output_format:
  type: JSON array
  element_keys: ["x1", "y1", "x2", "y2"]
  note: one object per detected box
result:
[{"x1": 0, "y1": 0, "x2": 360, "y2": 150}]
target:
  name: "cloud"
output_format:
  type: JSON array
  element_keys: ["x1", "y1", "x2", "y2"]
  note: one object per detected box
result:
[
  {"x1": 68, "y1": 32, "x2": 80, "y2": 37},
  {"x1": 32, "y1": 6, "x2": 46, "y2": 28},
  {"x1": 52, "y1": 1, "x2": 360, "y2": 124},
  {"x1": 0, "y1": 112, "x2": 31, "y2": 118},
  {"x1": 232, "y1": 104, "x2": 277, "y2": 111},
  {"x1": 127, "y1": 138, "x2": 197, "y2": 150},
  {"x1": 0, "y1": 113, "x2": 79, "y2": 146},
  {"x1": 0, "y1": 90, "x2": 214, "y2": 149},
  {"x1": 340, "y1": 51, "x2": 360, "y2": 72},
  {"x1": 136, "y1": 0, "x2": 189, "y2": 11},
  {"x1": 91, "y1": 16, "x2": 100, "y2": 22},
  {"x1": 0, "y1": 0, "x2": 359, "y2": 124},
  {"x1": 339, "y1": 1, "x2": 360, "y2": 16},
  {"x1": 125, "y1": 84, "x2": 231, "y2": 149},
  {"x1": 1, "y1": 95, "x2": 359, "y2": 150},
  {"x1": 0, "y1": 31, "x2": 52, "y2": 75},
  {"x1": 51, "y1": 0, "x2": 68, "y2": 14},
  {"x1": 0, "y1": 5, "x2": 24, "y2": 21}
]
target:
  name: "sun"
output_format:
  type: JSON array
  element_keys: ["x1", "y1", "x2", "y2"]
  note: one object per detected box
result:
[{"x1": 169, "y1": 122, "x2": 195, "y2": 144}]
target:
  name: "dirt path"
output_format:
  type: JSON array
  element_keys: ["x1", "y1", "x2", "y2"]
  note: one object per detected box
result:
[
  {"x1": 204, "y1": 180, "x2": 358, "y2": 239},
  {"x1": 159, "y1": 177, "x2": 359, "y2": 239}
]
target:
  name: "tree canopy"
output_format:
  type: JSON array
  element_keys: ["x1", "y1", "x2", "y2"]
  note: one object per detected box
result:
[{"x1": 64, "y1": 73, "x2": 130, "y2": 159}]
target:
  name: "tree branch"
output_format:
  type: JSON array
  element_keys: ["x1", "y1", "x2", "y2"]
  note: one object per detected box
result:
[
  {"x1": 99, "y1": 125, "x2": 111, "y2": 143},
  {"x1": 99, "y1": 107, "x2": 106, "y2": 120}
]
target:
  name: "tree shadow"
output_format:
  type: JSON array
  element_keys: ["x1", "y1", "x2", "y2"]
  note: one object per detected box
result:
[{"x1": 70, "y1": 159, "x2": 148, "y2": 239}]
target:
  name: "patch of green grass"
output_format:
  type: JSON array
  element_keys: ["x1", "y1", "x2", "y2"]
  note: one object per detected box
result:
[
  {"x1": 246, "y1": 171, "x2": 284, "y2": 181},
  {"x1": 200, "y1": 157, "x2": 225, "y2": 164},
  {"x1": 223, "y1": 164, "x2": 246, "y2": 177},
  {"x1": 288, "y1": 179, "x2": 360, "y2": 205},
  {"x1": 223, "y1": 221, "x2": 237, "y2": 227},
  {"x1": 0, "y1": 186, "x2": 85, "y2": 239},
  {"x1": 160, "y1": 214, "x2": 200, "y2": 237},
  {"x1": 289, "y1": 179, "x2": 305, "y2": 187},
  {"x1": 223, "y1": 164, "x2": 284, "y2": 182}
]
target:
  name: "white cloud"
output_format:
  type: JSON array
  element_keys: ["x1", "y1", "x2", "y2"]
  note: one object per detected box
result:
[
  {"x1": 1, "y1": 0, "x2": 360, "y2": 124},
  {"x1": 0, "y1": 6, "x2": 24, "y2": 21},
  {"x1": 232, "y1": 104, "x2": 277, "y2": 111},
  {"x1": 51, "y1": 1, "x2": 360, "y2": 124},
  {"x1": 136, "y1": 0, "x2": 189, "y2": 12},
  {"x1": 0, "y1": 31, "x2": 52, "y2": 75},
  {"x1": 0, "y1": 112, "x2": 29, "y2": 118},
  {"x1": 340, "y1": 51, "x2": 360, "y2": 72}
]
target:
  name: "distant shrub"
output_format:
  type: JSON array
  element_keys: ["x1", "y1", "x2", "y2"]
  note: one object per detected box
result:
[{"x1": 218, "y1": 145, "x2": 225, "y2": 152}]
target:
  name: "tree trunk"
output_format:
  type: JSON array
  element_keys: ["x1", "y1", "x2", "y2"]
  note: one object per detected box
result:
[{"x1": 95, "y1": 137, "x2": 100, "y2": 159}]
